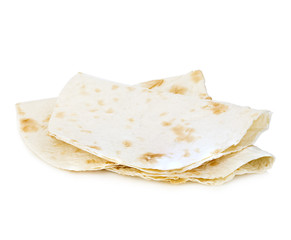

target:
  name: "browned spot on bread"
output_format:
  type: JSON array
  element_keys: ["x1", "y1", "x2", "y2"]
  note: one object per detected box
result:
[
  {"x1": 127, "y1": 87, "x2": 134, "y2": 91},
  {"x1": 95, "y1": 88, "x2": 101, "y2": 93},
  {"x1": 46, "y1": 131, "x2": 55, "y2": 138},
  {"x1": 143, "y1": 79, "x2": 164, "y2": 89},
  {"x1": 113, "y1": 98, "x2": 119, "y2": 102},
  {"x1": 98, "y1": 100, "x2": 104, "y2": 106},
  {"x1": 80, "y1": 85, "x2": 89, "y2": 95},
  {"x1": 71, "y1": 139, "x2": 78, "y2": 143},
  {"x1": 202, "y1": 102, "x2": 228, "y2": 115},
  {"x1": 68, "y1": 119, "x2": 77, "y2": 122},
  {"x1": 190, "y1": 109, "x2": 195, "y2": 112},
  {"x1": 16, "y1": 105, "x2": 25, "y2": 115},
  {"x1": 57, "y1": 128, "x2": 63, "y2": 131},
  {"x1": 160, "y1": 112, "x2": 168, "y2": 116},
  {"x1": 116, "y1": 150, "x2": 121, "y2": 155},
  {"x1": 162, "y1": 121, "x2": 172, "y2": 126},
  {"x1": 146, "y1": 98, "x2": 151, "y2": 103},
  {"x1": 184, "y1": 150, "x2": 190, "y2": 157},
  {"x1": 199, "y1": 93, "x2": 212, "y2": 100},
  {"x1": 194, "y1": 148, "x2": 200, "y2": 153},
  {"x1": 140, "y1": 153, "x2": 165, "y2": 163},
  {"x1": 56, "y1": 112, "x2": 65, "y2": 118},
  {"x1": 53, "y1": 139, "x2": 75, "y2": 148},
  {"x1": 89, "y1": 146, "x2": 101, "y2": 150},
  {"x1": 86, "y1": 159, "x2": 102, "y2": 164},
  {"x1": 209, "y1": 159, "x2": 220, "y2": 166},
  {"x1": 81, "y1": 130, "x2": 92, "y2": 133},
  {"x1": 94, "y1": 116, "x2": 99, "y2": 119},
  {"x1": 47, "y1": 132, "x2": 55, "y2": 138},
  {"x1": 122, "y1": 140, "x2": 132, "y2": 147},
  {"x1": 112, "y1": 85, "x2": 119, "y2": 90},
  {"x1": 191, "y1": 70, "x2": 204, "y2": 83},
  {"x1": 43, "y1": 115, "x2": 51, "y2": 122},
  {"x1": 171, "y1": 125, "x2": 195, "y2": 142},
  {"x1": 128, "y1": 118, "x2": 134, "y2": 122},
  {"x1": 74, "y1": 148, "x2": 82, "y2": 153},
  {"x1": 106, "y1": 108, "x2": 114, "y2": 113},
  {"x1": 169, "y1": 85, "x2": 187, "y2": 95},
  {"x1": 20, "y1": 118, "x2": 39, "y2": 132},
  {"x1": 89, "y1": 109, "x2": 98, "y2": 112},
  {"x1": 190, "y1": 169, "x2": 201, "y2": 176}
]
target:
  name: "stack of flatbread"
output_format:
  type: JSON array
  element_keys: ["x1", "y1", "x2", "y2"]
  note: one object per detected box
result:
[{"x1": 16, "y1": 71, "x2": 274, "y2": 185}]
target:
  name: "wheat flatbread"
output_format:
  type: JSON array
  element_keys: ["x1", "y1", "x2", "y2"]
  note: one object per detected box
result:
[
  {"x1": 48, "y1": 73, "x2": 271, "y2": 172},
  {"x1": 17, "y1": 71, "x2": 273, "y2": 184},
  {"x1": 17, "y1": 71, "x2": 208, "y2": 171}
]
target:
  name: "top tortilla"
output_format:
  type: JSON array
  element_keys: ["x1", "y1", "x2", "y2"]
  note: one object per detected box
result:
[
  {"x1": 17, "y1": 71, "x2": 208, "y2": 171},
  {"x1": 48, "y1": 73, "x2": 271, "y2": 171}
]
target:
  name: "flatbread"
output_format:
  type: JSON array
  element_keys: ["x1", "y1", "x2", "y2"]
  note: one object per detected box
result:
[
  {"x1": 17, "y1": 71, "x2": 273, "y2": 184},
  {"x1": 17, "y1": 71, "x2": 208, "y2": 171},
  {"x1": 48, "y1": 73, "x2": 271, "y2": 172},
  {"x1": 107, "y1": 146, "x2": 274, "y2": 185}
]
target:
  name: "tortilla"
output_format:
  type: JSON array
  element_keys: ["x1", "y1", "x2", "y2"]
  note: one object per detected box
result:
[
  {"x1": 17, "y1": 71, "x2": 208, "y2": 171},
  {"x1": 48, "y1": 73, "x2": 271, "y2": 172},
  {"x1": 107, "y1": 146, "x2": 274, "y2": 185}
]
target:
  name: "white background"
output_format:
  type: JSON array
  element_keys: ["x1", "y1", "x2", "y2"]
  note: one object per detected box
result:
[{"x1": 0, "y1": 1, "x2": 290, "y2": 239}]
